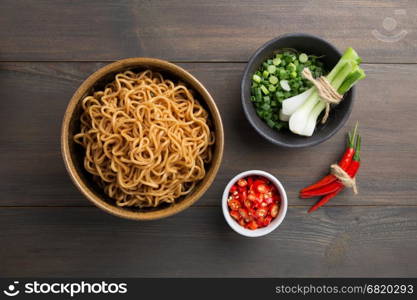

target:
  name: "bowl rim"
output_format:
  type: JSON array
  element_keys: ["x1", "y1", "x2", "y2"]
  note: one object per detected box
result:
[
  {"x1": 222, "y1": 170, "x2": 288, "y2": 237},
  {"x1": 61, "y1": 57, "x2": 224, "y2": 220},
  {"x1": 241, "y1": 32, "x2": 355, "y2": 148}
]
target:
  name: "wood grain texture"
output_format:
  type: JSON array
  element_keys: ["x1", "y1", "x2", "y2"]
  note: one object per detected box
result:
[
  {"x1": 1, "y1": 0, "x2": 417, "y2": 279},
  {"x1": 0, "y1": 62, "x2": 416, "y2": 207},
  {"x1": 1, "y1": 0, "x2": 416, "y2": 63},
  {"x1": 0, "y1": 206, "x2": 416, "y2": 277}
]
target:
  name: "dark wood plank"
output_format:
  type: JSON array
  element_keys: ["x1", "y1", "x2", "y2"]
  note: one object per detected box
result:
[
  {"x1": 1, "y1": 62, "x2": 417, "y2": 207},
  {"x1": 0, "y1": 206, "x2": 416, "y2": 277},
  {"x1": 1, "y1": 0, "x2": 416, "y2": 63}
]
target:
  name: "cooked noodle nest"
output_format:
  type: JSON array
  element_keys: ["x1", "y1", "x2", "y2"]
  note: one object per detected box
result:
[{"x1": 74, "y1": 70, "x2": 214, "y2": 208}]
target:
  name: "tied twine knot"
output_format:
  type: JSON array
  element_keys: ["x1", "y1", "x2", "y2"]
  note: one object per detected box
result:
[
  {"x1": 330, "y1": 164, "x2": 358, "y2": 194},
  {"x1": 302, "y1": 68, "x2": 343, "y2": 123}
]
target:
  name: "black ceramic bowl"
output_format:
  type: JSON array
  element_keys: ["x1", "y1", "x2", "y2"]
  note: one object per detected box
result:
[{"x1": 241, "y1": 33, "x2": 355, "y2": 148}]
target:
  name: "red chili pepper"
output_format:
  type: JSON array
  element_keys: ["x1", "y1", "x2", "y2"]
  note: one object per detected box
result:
[
  {"x1": 300, "y1": 123, "x2": 358, "y2": 193},
  {"x1": 301, "y1": 136, "x2": 361, "y2": 198},
  {"x1": 308, "y1": 188, "x2": 343, "y2": 213},
  {"x1": 307, "y1": 136, "x2": 361, "y2": 212}
]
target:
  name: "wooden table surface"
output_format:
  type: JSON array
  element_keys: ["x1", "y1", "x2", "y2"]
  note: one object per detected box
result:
[{"x1": 1, "y1": 0, "x2": 417, "y2": 277}]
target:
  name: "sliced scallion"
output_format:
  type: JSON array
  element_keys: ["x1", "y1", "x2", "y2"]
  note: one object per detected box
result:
[
  {"x1": 260, "y1": 85, "x2": 269, "y2": 95},
  {"x1": 267, "y1": 65, "x2": 276, "y2": 74},
  {"x1": 299, "y1": 53, "x2": 308, "y2": 63},
  {"x1": 269, "y1": 75, "x2": 278, "y2": 85},
  {"x1": 272, "y1": 58, "x2": 281, "y2": 65},
  {"x1": 280, "y1": 80, "x2": 291, "y2": 92},
  {"x1": 252, "y1": 74, "x2": 261, "y2": 83}
]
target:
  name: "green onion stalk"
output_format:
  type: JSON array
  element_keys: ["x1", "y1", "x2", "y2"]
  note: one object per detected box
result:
[{"x1": 286, "y1": 48, "x2": 366, "y2": 136}]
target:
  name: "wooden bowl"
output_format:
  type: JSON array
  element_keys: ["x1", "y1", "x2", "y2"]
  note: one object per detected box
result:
[{"x1": 61, "y1": 58, "x2": 224, "y2": 220}]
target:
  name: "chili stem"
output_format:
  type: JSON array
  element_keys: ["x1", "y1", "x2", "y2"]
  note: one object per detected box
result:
[
  {"x1": 354, "y1": 135, "x2": 361, "y2": 161},
  {"x1": 349, "y1": 121, "x2": 359, "y2": 148}
]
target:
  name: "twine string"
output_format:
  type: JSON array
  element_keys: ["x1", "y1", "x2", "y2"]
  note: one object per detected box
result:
[
  {"x1": 330, "y1": 164, "x2": 358, "y2": 194},
  {"x1": 302, "y1": 68, "x2": 343, "y2": 123}
]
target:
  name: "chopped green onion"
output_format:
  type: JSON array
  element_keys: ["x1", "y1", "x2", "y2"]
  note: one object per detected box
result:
[
  {"x1": 269, "y1": 75, "x2": 278, "y2": 85},
  {"x1": 280, "y1": 80, "x2": 291, "y2": 92},
  {"x1": 288, "y1": 63, "x2": 296, "y2": 71},
  {"x1": 272, "y1": 58, "x2": 281, "y2": 65},
  {"x1": 261, "y1": 103, "x2": 270, "y2": 110},
  {"x1": 252, "y1": 74, "x2": 261, "y2": 83},
  {"x1": 260, "y1": 85, "x2": 269, "y2": 95},
  {"x1": 250, "y1": 50, "x2": 328, "y2": 131},
  {"x1": 267, "y1": 65, "x2": 276, "y2": 74},
  {"x1": 266, "y1": 119, "x2": 275, "y2": 128}
]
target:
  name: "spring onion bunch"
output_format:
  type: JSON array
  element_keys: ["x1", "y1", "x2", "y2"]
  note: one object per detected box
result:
[{"x1": 279, "y1": 48, "x2": 366, "y2": 136}]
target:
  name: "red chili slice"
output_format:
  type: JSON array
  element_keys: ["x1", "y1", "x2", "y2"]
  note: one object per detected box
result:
[
  {"x1": 255, "y1": 193, "x2": 263, "y2": 204},
  {"x1": 270, "y1": 204, "x2": 279, "y2": 218},
  {"x1": 250, "y1": 180, "x2": 262, "y2": 191},
  {"x1": 253, "y1": 180, "x2": 269, "y2": 194},
  {"x1": 243, "y1": 199, "x2": 252, "y2": 209},
  {"x1": 230, "y1": 210, "x2": 240, "y2": 220},
  {"x1": 247, "y1": 192, "x2": 256, "y2": 202},
  {"x1": 257, "y1": 176, "x2": 268, "y2": 183},
  {"x1": 263, "y1": 216, "x2": 273, "y2": 226},
  {"x1": 247, "y1": 177, "x2": 253, "y2": 186},
  {"x1": 240, "y1": 189, "x2": 247, "y2": 201},
  {"x1": 229, "y1": 175, "x2": 281, "y2": 229},
  {"x1": 256, "y1": 216, "x2": 264, "y2": 225},
  {"x1": 263, "y1": 191, "x2": 272, "y2": 199},
  {"x1": 247, "y1": 221, "x2": 258, "y2": 230},
  {"x1": 238, "y1": 208, "x2": 249, "y2": 220},
  {"x1": 228, "y1": 199, "x2": 241, "y2": 211},
  {"x1": 255, "y1": 208, "x2": 267, "y2": 218},
  {"x1": 230, "y1": 185, "x2": 237, "y2": 193},
  {"x1": 260, "y1": 184, "x2": 270, "y2": 194},
  {"x1": 237, "y1": 178, "x2": 247, "y2": 187}
]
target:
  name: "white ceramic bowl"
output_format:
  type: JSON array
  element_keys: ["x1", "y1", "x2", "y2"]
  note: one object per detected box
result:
[{"x1": 222, "y1": 170, "x2": 288, "y2": 237}]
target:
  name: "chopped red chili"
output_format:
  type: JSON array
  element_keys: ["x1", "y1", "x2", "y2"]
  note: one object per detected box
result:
[{"x1": 228, "y1": 175, "x2": 280, "y2": 230}]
